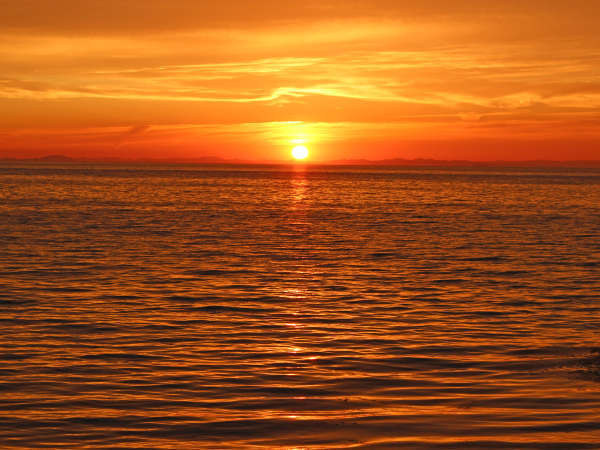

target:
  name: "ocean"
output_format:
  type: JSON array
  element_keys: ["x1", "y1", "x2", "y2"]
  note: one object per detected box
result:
[{"x1": 1, "y1": 163, "x2": 600, "y2": 448}]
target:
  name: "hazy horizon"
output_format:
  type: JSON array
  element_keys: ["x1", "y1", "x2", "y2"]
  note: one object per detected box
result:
[{"x1": 3, "y1": 153, "x2": 600, "y2": 167}]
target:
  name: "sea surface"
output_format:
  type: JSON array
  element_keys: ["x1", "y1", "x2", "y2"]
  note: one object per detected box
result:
[{"x1": 1, "y1": 163, "x2": 600, "y2": 449}]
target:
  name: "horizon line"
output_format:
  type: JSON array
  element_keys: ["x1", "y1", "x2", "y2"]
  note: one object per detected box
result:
[{"x1": 2, "y1": 154, "x2": 600, "y2": 167}]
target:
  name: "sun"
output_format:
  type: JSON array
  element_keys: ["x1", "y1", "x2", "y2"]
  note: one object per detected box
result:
[{"x1": 291, "y1": 145, "x2": 309, "y2": 160}]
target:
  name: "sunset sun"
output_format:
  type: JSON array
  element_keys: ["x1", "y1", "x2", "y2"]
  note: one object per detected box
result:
[{"x1": 291, "y1": 145, "x2": 309, "y2": 160}]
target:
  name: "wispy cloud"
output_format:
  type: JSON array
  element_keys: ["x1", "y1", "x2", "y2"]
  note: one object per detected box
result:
[{"x1": 1, "y1": 1, "x2": 599, "y2": 159}]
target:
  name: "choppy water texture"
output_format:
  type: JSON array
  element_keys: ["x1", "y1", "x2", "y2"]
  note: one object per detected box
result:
[{"x1": 1, "y1": 163, "x2": 600, "y2": 449}]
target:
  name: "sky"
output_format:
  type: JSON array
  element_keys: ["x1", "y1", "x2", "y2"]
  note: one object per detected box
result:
[{"x1": 1, "y1": 1, "x2": 599, "y2": 162}]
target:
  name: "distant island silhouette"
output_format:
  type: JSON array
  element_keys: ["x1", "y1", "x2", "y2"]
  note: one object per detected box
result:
[{"x1": 2, "y1": 154, "x2": 600, "y2": 167}]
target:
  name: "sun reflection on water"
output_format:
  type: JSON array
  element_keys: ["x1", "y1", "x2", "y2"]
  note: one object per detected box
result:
[{"x1": 291, "y1": 175, "x2": 308, "y2": 206}]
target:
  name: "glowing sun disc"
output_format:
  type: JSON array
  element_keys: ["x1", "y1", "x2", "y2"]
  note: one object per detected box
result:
[{"x1": 292, "y1": 145, "x2": 309, "y2": 160}]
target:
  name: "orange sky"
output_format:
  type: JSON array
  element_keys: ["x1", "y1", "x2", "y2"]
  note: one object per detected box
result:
[{"x1": 1, "y1": 1, "x2": 599, "y2": 161}]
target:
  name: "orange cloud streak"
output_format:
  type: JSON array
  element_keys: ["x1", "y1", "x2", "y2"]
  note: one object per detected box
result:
[{"x1": 1, "y1": 1, "x2": 599, "y2": 161}]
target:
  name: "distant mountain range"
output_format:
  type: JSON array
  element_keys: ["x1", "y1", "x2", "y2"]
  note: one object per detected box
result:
[
  {"x1": 2, "y1": 154, "x2": 600, "y2": 167},
  {"x1": 7, "y1": 154, "x2": 77, "y2": 162},
  {"x1": 327, "y1": 158, "x2": 600, "y2": 167},
  {"x1": 0, "y1": 155, "x2": 239, "y2": 164}
]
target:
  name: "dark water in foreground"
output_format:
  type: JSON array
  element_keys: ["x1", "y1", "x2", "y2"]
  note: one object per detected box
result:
[{"x1": 1, "y1": 163, "x2": 600, "y2": 449}]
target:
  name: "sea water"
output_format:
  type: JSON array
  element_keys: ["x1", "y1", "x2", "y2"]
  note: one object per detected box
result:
[{"x1": 1, "y1": 163, "x2": 599, "y2": 448}]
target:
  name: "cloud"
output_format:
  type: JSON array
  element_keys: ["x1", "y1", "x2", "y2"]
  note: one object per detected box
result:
[
  {"x1": 2, "y1": 1, "x2": 599, "y2": 39},
  {"x1": 1, "y1": 1, "x2": 599, "y2": 160},
  {"x1": 2, "y1": 47, "x2": 599, "y2": 116}
]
